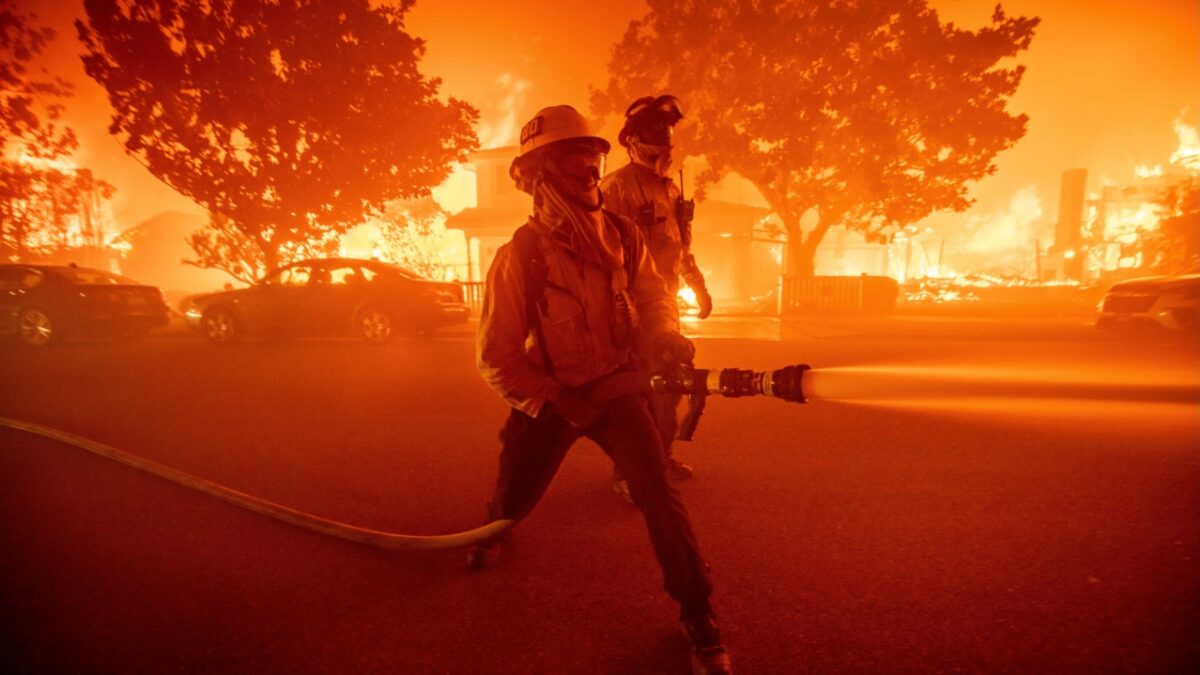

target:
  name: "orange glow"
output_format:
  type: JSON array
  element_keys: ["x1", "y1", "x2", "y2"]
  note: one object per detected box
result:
[
  {"x1": 18, "y1": 0, "x2": 1197, "y2": 293},
  {"x1": 1170, "y1": 117, "x2": 1200, "y2": 170},
  {"x1": 1087, "y1": 117, "x2": 1199, "y2": 275},
  {"x1": 677, "y1": 286, "x2": 698, "y2": 309}
]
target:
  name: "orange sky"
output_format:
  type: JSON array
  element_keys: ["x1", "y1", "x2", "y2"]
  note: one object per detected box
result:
[{"x1": 29, "y1": 0, "x2": 1200, "y2": 241}]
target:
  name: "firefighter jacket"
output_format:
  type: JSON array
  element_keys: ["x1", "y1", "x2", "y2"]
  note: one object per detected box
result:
[
  {"x1": 600, "y1": 161, "x2": 704, "y2": 295},
  {"x1": 477, "y1": 212, "x2": 678, "y2": 418}
]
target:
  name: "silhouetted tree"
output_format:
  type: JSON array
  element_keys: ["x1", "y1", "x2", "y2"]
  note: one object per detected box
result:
[
  {"x1": 1, "y1": 0, "x2": 79, "y2": 260},
  {"x1": 0, "y1": 0, "x2": 75, "y2": 159},
  {"x1": 1, "y1": 159, "x2": 116, "y2": 259},
  {"x1": 77, "y1": 0, "x2": 478, "y2": 282},
  {"x1": 374, "y1": 196, "x2": 447, "y2": 278},
  {"x1": 594, "y1": 0, "x2": 1038, "y2": 276}
]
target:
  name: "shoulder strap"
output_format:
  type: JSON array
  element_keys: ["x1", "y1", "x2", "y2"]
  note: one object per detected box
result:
[{"x1": 512, "y1": 224, "x2": 554, "y2": 376}]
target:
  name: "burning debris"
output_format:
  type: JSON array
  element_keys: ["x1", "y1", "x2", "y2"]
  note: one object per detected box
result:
[{"x1": 902, "y1": 273, "x2": 1085, "y2": 305}]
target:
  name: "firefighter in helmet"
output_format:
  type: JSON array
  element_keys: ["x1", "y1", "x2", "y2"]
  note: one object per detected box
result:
[
  {"x1": 471, "y1": 105, "x2": 732, "y2": 674},
  {"x1": 601, "y1": 95, "x2": 713, "y2": 501}
]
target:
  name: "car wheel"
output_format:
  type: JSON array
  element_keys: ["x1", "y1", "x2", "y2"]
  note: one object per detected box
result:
[
  {"x1": 17, "y1": 307, "x2": 54, "y2": 346},
  {"x1": 357, "y1": 307, "x2": 394, "y2": 342},
  {"x1": 201, "y1": 307, "x2": 240, "y2": 344}
]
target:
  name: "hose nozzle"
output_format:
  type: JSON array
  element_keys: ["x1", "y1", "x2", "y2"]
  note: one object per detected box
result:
[{"x1": 651, "y1": 364, "x2": 810, "y2": 403}]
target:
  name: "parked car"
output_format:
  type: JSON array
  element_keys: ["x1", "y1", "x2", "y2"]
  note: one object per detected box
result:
[
  {"x1": 0, "y1": 264, "x2": 171, "y2": 346},
  {"x1": 181, "y1": 258, "x2": 469, "y2": 343},
  {"x1": 1095, "y1": 269, "x2": 1199, "y2": 332}
]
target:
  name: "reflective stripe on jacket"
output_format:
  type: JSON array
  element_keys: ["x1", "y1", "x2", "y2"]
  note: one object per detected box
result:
[{"x1": 476, "y1": 213, "x2": 677, "y2": 417}]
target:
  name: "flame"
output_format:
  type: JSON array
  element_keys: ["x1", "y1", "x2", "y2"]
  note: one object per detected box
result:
[
  {"x1": 1170, "y1": 116, "x2": 1200, "y2": 171},
  {"x1": 676, "y1": 286, "x2": 700, "y2": 320},
  {"x1": 15, "y1": 152, "x2": 79, "y2": 173},
  {"x1": 678, "y1": 286, "x2": 698, "y2": 307},
  {"x1": 478, "y1": 73, "x2": 531, "y2": 149},
  {"x1": 7, "y1": 151, "x2": 118, "y2": 254},
  {"x1": 430, "y1": 163, "x2": 477, "y2": 215},
  {"x1": 1134, "y1": 165, "x2": 1163, "y2": 178}
]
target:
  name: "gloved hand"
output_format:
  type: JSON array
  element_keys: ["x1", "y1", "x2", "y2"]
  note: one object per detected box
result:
[
  {"x1": 547, "y1": 388, "x2": 597, "y2": 429},
  {"x1": 693, "y1": 282, "x2": 713, "y2": 319},
  {"x1": 653, "y1": 330, "x2": 696, "y2": 368}
]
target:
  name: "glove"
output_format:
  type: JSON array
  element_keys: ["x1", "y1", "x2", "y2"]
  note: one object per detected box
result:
[
  {"x1": 547, "y1": 388, "x2": 597, "y2": 429},
  {"x1": 693, "y1": 282, "x2": 713, "y2": 319},
  {"x1": 653, "y1": 331, "x2": 695, "y2": 368}
]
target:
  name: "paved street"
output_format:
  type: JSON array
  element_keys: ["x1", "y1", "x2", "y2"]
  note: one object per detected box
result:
[{"x1": 1, "y1": 314, "x2": 1197, "y2": 673}]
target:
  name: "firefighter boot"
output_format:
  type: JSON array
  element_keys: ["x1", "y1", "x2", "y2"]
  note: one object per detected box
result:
[
  {"x1": 666, "y1": 456, "x2": 694, "y2": 480},
  {"x1": 466, "y1": 527, "x2": 508, "y2": 570},
  {"x1": 681, "y1": 612, "x2": 732, "y2": 675}
]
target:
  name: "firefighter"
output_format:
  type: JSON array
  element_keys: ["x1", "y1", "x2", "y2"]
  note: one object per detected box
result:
[
  {"x1": 601, "y1": 95, "x2": 712, "y2": 502},
  {"x1": 471, "y1": 105, "x2": 732, "y2": 674}
]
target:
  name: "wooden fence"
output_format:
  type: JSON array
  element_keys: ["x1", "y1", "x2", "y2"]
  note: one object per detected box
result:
[{"x1": 780, "y1": 275, "x2": 898, "y2": 314}]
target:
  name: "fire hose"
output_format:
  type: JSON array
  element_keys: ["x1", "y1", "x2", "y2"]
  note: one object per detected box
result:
[{"x1": 0, "y1": 363, "x2": 809, "y2": 550}]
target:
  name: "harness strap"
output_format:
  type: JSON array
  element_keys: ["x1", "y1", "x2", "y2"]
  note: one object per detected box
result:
[
  {"x1": 512, "y1": 211, "x2": 638, "y2": 378},
  {"x1": 512, "y1": 224, "x2": 555, "y2": 376}
]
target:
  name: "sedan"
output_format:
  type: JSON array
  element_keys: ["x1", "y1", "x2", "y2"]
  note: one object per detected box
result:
[
  {"x1": 0, "y1": 264, "x2": 171, "y2": 346},
  {"x1": 181, "y1": 257, "x2": 470, "y2": 343},
  {"x1": 1095, "y1": 270, "x2": 1199, "y2": 332}
]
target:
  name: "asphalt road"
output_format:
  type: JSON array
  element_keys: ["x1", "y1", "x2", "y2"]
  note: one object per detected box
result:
[{"x1": 1, "y1": 315, "x2": 1197, "y2": 674}]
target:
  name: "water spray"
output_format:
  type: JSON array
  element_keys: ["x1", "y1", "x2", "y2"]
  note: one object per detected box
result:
[
  {"x1": 800, "y1": 365, "x2": 1199, "y2": 406},
  {"x1": 5, "y1": 360, "x2": 1192, "y2": 550}
]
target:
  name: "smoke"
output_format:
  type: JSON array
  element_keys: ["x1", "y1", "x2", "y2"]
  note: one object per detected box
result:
[
  {"x1": 937, "y1": 185, "x2": 1044, "y2": 276},
  {"x1": 960, "y1": 184, "x2": 1044, "y2": 253}
]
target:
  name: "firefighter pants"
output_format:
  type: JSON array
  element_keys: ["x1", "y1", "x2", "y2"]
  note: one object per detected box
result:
[
  {"x1": 486, "y1": 392, "x2": 713, "y2": 614},
  {"x1": 650, "y1": 391, "x2": 682, "y2": 458}
]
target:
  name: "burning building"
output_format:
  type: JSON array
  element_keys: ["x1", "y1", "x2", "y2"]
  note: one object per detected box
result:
[
  {"x1": 0, "y1": 153, "x2": 119, "y2": 270},
  {"x1": 1037, "y1": 118, "x2": 1200, "y2": 284}
]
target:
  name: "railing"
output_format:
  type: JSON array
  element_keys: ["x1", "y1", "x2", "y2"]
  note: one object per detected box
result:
[
  {"x1": 781, "y1": 275, "x2": 898, "y2": 314},
  {"x1": 459, "y1": 281, "x2": 486, "y2": 313}
]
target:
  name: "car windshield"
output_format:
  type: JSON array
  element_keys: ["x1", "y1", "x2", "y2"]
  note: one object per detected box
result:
[{"x1": 47, "y1": 267, "x2": 137, "y2": 285}]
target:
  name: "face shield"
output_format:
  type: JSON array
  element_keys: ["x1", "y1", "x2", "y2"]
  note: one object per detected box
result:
[
  {"x1": 542, "y1": 140, "x2": 608, "y2": 210},
  {"x1": 547, "y1": 142, "x2": 607, "y2": 188}
]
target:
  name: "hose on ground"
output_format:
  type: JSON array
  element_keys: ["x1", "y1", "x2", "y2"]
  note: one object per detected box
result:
[{"x1": 0, "y1": 416, "x2": 514, "y2": 550}]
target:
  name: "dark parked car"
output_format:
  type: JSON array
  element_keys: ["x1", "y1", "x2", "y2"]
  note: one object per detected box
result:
[
  {"x1": 0, "y1": 264, "x2": 171, "y2": 346},
  {"x1": 181, "y1": 258, "x2": 470, "y2": 343},
  {"x1": 1095, "y1": 269, "x2": 1199, "y2": 332}
]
